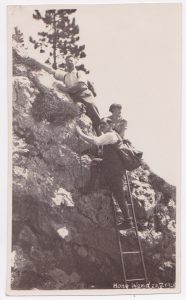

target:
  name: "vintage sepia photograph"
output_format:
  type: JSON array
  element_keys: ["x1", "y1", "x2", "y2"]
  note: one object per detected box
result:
[{"x1": 7, "y1": 3, "x2": 181, "y2": 295}]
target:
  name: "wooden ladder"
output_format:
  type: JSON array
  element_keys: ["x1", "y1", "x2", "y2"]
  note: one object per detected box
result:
[{"x1": 113, "y1": 170, "x2": 148, "y2": 285}]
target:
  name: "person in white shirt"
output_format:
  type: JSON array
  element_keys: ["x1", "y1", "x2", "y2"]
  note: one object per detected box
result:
[
  {"x1": 30, "y1": 55, "x2": 100, "y2": 135},
  {"x1": 76, "y1": 117, "x2": 133, "y2": 230},
  {"x1": 107, "y1": 103, "x2": 127, "y2": 139},
  {"x1": 54, "y1": 55, "x2": 101, "y2": 135}
]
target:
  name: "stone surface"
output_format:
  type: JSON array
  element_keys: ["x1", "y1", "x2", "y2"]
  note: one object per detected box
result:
[{"x1": 11, "y1": 44, "x2": 176, "y2": 290}]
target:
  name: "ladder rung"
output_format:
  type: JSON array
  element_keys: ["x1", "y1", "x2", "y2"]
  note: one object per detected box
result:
[
  {"x1": 127, "y1": 203, "x2": 132, "y2": 206},
  {"x1": 119, "y1": 226, "x2": 136, "y2": 230},
  {"x1": 126, "y1": 278, "x2": 145, "y2": 282},
  {"x1": 122, "y1": 251, "x2": 141, "y2": 254}
]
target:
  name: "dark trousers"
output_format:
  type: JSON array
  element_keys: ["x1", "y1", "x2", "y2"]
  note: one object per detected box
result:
[
  {"x1": 104, "y1": 172, "x2": 131, "y2": 220},
  {"x1": 74, "y1": 93, "x2": 101, "y2": 135},
  {"x1": 81, "y1": 100, "x2": 101, "y2": 135}
]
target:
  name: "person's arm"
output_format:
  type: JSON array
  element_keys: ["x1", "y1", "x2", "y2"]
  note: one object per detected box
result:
[
  {"x1": 14, "y1": 45, "x2": 56, "y2": 75},
  {"x1": 119, "y1": 120, "x2": 128, "y2": 139},
  {"x1": 119, "y1": 123, "x2": 126, "y2": 139},
  {"x1": 76, "y1": 126, "x2": 118, "y2": 146},
  {"x1": 26, "y1": 57, "x2": 55, "y2": 75},
  {"x1": 56, "y1": 82, "x2": 87, "y2": 94},
  {"x1": 55, "y1": 70, "x2": 89, "y2": 94},
  {"x1": 39, "y1": 63, "x2": 55, "y2": 75},
  {"x1": 76, "y1": 126, "x2": 96, "y2": 145}
]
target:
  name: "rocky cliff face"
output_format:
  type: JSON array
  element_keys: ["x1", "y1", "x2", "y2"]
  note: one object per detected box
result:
[{"x1": 11, "y1": 44, "x2": 176, "y2": 290}]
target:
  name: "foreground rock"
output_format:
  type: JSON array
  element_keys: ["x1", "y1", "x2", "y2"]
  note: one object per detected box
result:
[{"x1": 11, "y1": 44, "x2": 176, "y2": 290}]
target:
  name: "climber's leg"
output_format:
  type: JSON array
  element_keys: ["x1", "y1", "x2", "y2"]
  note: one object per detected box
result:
[
  {"x1": 104, "y1": 172, "x2": 131, "y2": 220},
  {"x1": 73, "y1": 92, "x2": 101, "y2": 135},
  {"x1": 80, "y1": 99, "x2": 101, "y2": 136},
  {"x1": 110, "y1": 175, "x2": 131, "y2": 220}
]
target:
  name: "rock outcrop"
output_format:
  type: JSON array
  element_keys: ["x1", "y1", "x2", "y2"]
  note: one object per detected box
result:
[{"x1": 11, "y1": 44, "x2": 176, "y2": 290}]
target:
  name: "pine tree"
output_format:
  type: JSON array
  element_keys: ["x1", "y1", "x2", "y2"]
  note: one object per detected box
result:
[
  {"x1": 12, "y1": 27, "x2": 24, "y2": 46},
  {"x1": 29, "y1": 9, "x2": 89, "y2": 72}
]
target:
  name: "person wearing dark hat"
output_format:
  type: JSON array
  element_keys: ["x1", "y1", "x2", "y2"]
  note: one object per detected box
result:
[
  {"x1": 76, "y1": 118, "x2": 133, "y2": 230},
  {"x1": 107, "y1": 103, "x2": 127, "y2": 139}
]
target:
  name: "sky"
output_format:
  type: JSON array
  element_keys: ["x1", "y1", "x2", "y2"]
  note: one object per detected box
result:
[{"x1": 8, "y1": 4, "x2": 181, "y2": 186}]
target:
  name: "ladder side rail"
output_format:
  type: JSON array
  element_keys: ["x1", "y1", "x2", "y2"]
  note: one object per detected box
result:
[
  {"x1": 78, "y1": 136, "x2": 84, "y2": 193},
  {"x1": 125, "y1": 171, "x2": 148, "y2": 283},
  {"x1": 112, "y1": 195, "x2": 127, "y2": 284}
]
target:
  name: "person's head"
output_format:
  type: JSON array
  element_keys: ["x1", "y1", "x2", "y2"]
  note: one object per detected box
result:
[
  {"x1": 65, "y1": 55, "x2": 76, "y2": 71},
  {"x1": 109, "y1": 103, "x2": 122, "y2": 118},
  {"x1": 99, "y1": 117, "x2": 113, "y2": 133}
]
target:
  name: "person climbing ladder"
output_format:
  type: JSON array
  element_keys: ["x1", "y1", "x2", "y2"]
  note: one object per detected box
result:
[{"x1": 76, "y1": 117, "x2": 133, "y2": 229}]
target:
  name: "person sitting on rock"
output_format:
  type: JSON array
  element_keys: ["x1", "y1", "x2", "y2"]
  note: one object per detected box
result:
[
  {"x1": 76, "y1": 118, "x2": 133, "y2": 230},
  {"x1": 107, "y1": 103, "x2": 127, "y2": 139},
  {"x1": 53, "y1": 55, "x2": 101, "y2": 136},
  {"x1": 33, "y1": 55, "x2": 100, "y2": 135}
]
